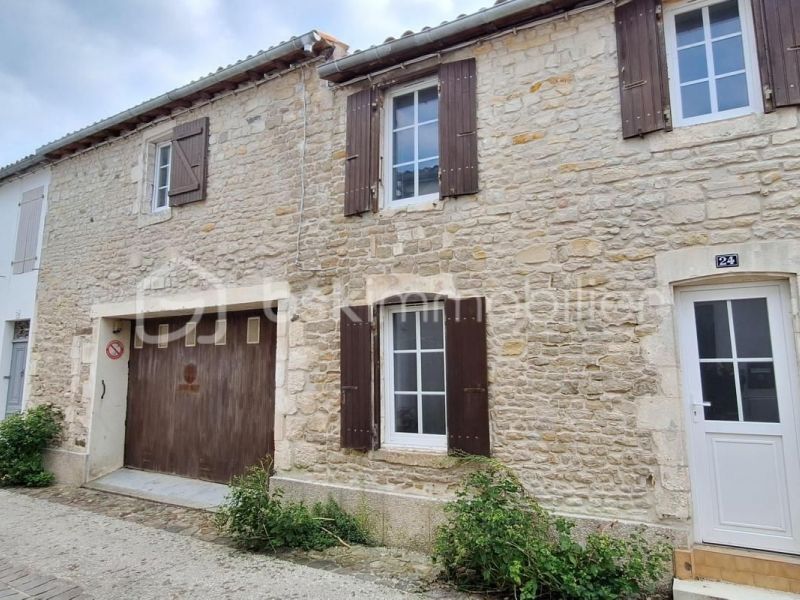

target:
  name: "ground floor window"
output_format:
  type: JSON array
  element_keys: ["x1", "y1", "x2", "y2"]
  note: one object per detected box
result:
[{"x1": 384, "y1": 303, "x2": 447, "y2": 449}]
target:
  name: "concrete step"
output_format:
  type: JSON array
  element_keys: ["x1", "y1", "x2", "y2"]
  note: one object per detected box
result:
[
  {"x1": 86, "y1": 467, "x2": 229, "y2": 510},
  {"x1": 673, "y1": 578, "x2": 800, "y2": 600}
]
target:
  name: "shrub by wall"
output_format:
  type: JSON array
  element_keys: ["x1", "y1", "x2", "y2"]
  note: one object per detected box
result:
[
  {"x1": 0, "y1": 404, "x2": 63, "y2": 487},
  {"x1": 433, "y1": 460, "x2": 671, "y2": 600},
  {"x1": 215, "y1": 463, "x2": 372, "y2": 552}
]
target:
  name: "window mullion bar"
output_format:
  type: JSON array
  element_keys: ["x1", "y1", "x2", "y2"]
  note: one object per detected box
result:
[
  {"x1": 165, "y1": 145, "x2": 172, "y2": 202},
  {"x1": 703, "y1": 6, "x2": 719, "y2": 112},
  {"x1": 726, "y1": 299, "x2": 745, "y2": 421},
  {"x1": 413, "y1": 90, "x2": 419, "y2": 198},
  {"x1": 415, "y1": 311, "x2": 423, "y2": 434}
]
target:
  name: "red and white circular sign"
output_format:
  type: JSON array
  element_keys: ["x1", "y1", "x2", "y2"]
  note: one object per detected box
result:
[{"x1": 106, "y1": 339, "x2": 125, "y2": 360}]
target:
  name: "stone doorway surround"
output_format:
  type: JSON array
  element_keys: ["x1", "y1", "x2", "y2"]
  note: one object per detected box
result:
[
  {"x1": 651, "y1": 240, "x2": 800, "y2": 593},
  {"x1": 43, "y1": 282, "x2": 291, "y2": 487}
]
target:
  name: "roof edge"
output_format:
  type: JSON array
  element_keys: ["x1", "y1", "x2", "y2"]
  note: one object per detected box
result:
[
  {"x1": 318, "y1": 0, "x2": 600, "y2": 84},
  {"x1": 0, "y1": 30, "x2": 342, "y2": 183}
]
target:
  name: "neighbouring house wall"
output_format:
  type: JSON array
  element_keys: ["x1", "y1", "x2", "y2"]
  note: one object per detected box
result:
[
  {"x1": 0, "y1": 167, "x2": 50, "y2": 416},
  {"x1": 27, "y1": 3, "x2": 800, "y2": 548}
]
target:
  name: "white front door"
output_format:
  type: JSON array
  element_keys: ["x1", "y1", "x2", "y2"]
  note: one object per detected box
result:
[
  {"x1": 5, "y1": 341, "x2": 27, "y2": 417},
  {"x1": 678, "y1": 282, "x2": 800, "y2": 554}
]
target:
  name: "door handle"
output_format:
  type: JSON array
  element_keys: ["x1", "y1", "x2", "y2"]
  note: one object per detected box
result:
[{"x1": 691, "y1": 401, "x2": 711, "y2": 423}]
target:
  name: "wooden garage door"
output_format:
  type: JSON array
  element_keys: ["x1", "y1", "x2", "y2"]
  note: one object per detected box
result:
[{"x1": 124, "y1": 310, "x2": 276, "y2": 483}]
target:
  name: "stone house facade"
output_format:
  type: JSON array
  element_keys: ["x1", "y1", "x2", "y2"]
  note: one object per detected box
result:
[{"x1": 3, "y1": 0, "x2": 800, "y2": 591}]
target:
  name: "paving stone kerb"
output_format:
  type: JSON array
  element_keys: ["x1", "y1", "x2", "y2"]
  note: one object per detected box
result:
[
  {"x1": 0, "y1": 558, "x2": 86, "y2": 600},
  {"x1": 24, "y1": 1, "x2": 800, "y2": 550}
]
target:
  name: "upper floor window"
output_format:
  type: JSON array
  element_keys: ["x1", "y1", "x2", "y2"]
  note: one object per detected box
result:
[
  {"x1": 665, "y1": 0, "x2": 762, "y2": 127},
  {"x1": 152, "y1": 141, "x2": 172, "y2": 212},
  {"x1": 384, "y1": 78, "x2": 440, "y2": 207}
]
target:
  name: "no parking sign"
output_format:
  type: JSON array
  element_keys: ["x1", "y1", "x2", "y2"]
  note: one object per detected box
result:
[{"x1": 106, "y1": 339, "x2": 125, "y2": 360}]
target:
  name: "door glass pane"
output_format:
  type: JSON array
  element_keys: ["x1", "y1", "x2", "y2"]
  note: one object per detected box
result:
[
  {"x1": 700, "y1": 362, "x2": 739, "y2": 421},
  {"x1": 682, "y1": 81, "x2": 712, "y2": 118},
  {"x1": 393, "y1": 353, "x2": 417, "y2": 391},
  {"x1": 713, "y1": 36, "x2": 745, "y2": 75},
  {"x1": 421, "y1": 395, "x2": 446, "y2": 434},
  {"x1": 419, "y1": 309, "x2": 444, "y2": 349},
  {"x1": 393, "y1": 128, "x2": 414, "y2": 165},
  {"x1": 739, "y1": 362, "x2": 779, "y2": 423},
  {"x1": 418, "y1": 159, "x2": 439, "y2": 196},
  {"x1": 393, "y1": 92, "x2": 414, "y2": 128},
  {"x1": 392, "y1": 312, "x2": 416, "y2": 350},
  {"x1": 716, "y1": 73, "x2": 749, "y2": 111},
  {"x1": 732, "y1": 298, "x2": 773, "y2": 358},
  {"x1": 709, "y1": 0, "x2": 741, "y2": 38},
  {"x1": 394, "y1": 394, "x2": 418, "y2": 433},
  {"x1": 418, "y1": 86, "x2": 438, "y2": 122},
  {"x1": 679, "y1": 45, "x2": 709, "y2": 82},
  {"x1": 676, "y1": 9, "x2": 705, "y2": 46},
  {"x1": 421, "y1": 353, "x2": 445, "y2": 392},
  {"x1": 695, "y1": 301, "x2": 732, "y2": 358},
  {"x1": 392, "y1": 164, "x2": 415, "y2": 200}
]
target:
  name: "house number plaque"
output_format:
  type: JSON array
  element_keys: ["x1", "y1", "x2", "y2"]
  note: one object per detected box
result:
[{"x1": 715, "y1": 254, "x2": 739, "y2": 269}]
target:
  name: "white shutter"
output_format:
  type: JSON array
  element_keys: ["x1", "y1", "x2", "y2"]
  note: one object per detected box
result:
[{"x1": 12, "y1": 186, "x2": 45, "y2": 275}]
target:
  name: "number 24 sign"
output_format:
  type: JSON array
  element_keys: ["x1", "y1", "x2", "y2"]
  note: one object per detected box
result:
[{"x1": 715, "y1": 254, "x2": 739, "y2": 269}]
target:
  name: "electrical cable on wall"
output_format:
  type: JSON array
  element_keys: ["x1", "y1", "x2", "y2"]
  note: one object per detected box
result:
[{"x1": 294, "y1": 64, "x2": 335, "y2": 273}]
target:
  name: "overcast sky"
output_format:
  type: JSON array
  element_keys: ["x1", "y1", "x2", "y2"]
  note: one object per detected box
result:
[{"x1": 0, "y1": 0, "x2": 488, "y2": 168}]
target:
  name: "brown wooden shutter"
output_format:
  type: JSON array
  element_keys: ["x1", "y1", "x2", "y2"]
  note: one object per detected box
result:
[
  {"x1": 168, "y1": 116, "x2": 209, "y2": 206},
  {"x1": 372, "y1": 308, "x2": 382, "y2": 451},
  {"x1": 752, "y1": 0, "x2": 800, "y2": 112},
  {"x1": 12, "y1": 186, "x2": 45, "y2": 275},
  {"x1": 340, "y1": 306, "x2": 375, "y2": 450},
  {"x1": 615, "y1": 0, "x2": 671, "y2": 138},
  {"x1": 445, "y1": 297, "x2": 489, "y2": 456},
  {"x1": 344, "y1": 89, "x2": 380, "y2": 216},
  {"x1": 439, "y1": 59, "x2": 478, "y2": 198}
]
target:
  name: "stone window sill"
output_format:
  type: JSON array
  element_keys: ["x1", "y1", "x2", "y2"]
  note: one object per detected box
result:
[
  {"x1": 137, "y1": 207, "x2": 173, "y2": 229},
  {"x1": 381, "y1": 199, "x2": 446, "y2": 214},
  {"x1": 368, "y1": 447, "x2": 455, "y2": 469}
]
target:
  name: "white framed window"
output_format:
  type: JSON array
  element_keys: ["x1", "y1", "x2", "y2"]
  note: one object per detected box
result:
[
  {"x1": 665, "y1": 0, "x2": 762, "y2": 127},
  {"x1": 214, "y1": 319, "x2": 227, "y2": 346},
  {"x1": 185, "y1": 321, "x2": 197, "y2": 347},
  {"x1": 247, "y1": 317, "x2": 260, "y2": 344},
  {"x1": 383, "y1": 303, "x2": 447, "y2": 450},
  {"x1": 151, "y1": 141, "x2": 172, "y2": 212},
  {"x1": 384, "y1": 78, "x2": 440, "y2": 207},
  {"x1": 157, "y1": 324, "x2": 169, "y2": 348},
  {"x1": 133, "y1": 325, "x2": 144, "y2": 349}
]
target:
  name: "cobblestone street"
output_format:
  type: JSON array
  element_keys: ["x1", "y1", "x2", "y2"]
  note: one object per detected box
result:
[{"x1": 1, "y1": 487, "x2": 468, "y2": 599}]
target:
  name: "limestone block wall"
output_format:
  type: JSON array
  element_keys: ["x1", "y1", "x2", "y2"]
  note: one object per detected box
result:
[{"x1": 28, "y1": 2, "x2": 800, "y2": 543}]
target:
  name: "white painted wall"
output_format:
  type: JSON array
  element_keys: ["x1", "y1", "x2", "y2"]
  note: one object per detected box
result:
[{"x1": 0, "y1": 167, "x2": 50, "y2": 416}]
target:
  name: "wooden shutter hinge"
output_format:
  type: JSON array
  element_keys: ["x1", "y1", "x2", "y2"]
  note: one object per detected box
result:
[
  {"x1": 763, "y1": 85, "x2": 775, "y2": 112},
  {"x1": 623, "y1": 80, "x2": 647, "y2": 91}
]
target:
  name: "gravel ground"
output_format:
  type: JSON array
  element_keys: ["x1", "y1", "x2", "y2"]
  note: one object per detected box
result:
[{"x1": 0, "y1": 489, "x2": 416, "y2": 599}]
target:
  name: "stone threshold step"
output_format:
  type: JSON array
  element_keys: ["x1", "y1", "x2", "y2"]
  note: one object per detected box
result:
[
  {"x1": 85, "y1": 468, "x2": 229, "y2": 511},
  {"x1": 674, "y1": 579, "x2": 800, "y2": 600}
]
